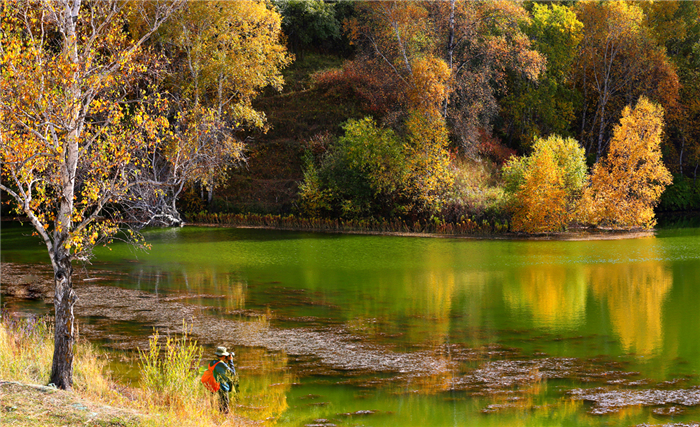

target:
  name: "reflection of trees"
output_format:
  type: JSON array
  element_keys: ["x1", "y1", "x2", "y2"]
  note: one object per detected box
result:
[
  {"x1": 401, "y1": 269, "x2": 455, "y2": 345},
  {"x1": 180, "y1": 269, "x2": 247, "y2": 312},
  {"x1": 234, "y1": 347, "x2": 294, "y2": 423},
  {"x1": 388, "y1": 375, "x2": 584, "y2": 423},
  {"x1": 588, "y1": 262, "x2": 672, "y2": 356},
  {"x1": 504, "y1": 266, "x2": 587, "y2": 330},
  {"x1": 344, "y1": 267, "x2": 504, "y2": 350},
  {"x1": 395, "y1": 247, "x2": 507, "y2": 346},
  {"x1": 295, "y1": 237, "x2": 515, "y2": 349},
  {"x1": 502, "y1": 239, "x2": 674, "y2": 357},
  {"x1": 132, "y1": 267, "x2": 247, "y2": 312}
]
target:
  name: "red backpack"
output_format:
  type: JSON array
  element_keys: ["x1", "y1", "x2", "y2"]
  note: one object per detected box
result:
[{"x1": 201, "y1": 361, "x2": 222, "y2": 393}]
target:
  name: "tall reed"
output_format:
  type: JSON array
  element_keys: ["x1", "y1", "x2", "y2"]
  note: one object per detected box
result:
[{"x1": 190, "y1": 211, "x2": 508, "y2": 235}]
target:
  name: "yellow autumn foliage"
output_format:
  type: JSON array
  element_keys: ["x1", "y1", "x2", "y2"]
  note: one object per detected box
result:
[
  {"x1": 504, "y1": 264, "x2": 587, "y2": 331},
  {"x1": 580, "y1": 97, "x2": 672, "y2": 228},
  {"x1": 404, "y1": 111, "x2": 454, "y2": 212},
  {"x1": 511, "y1": 145, "x2": 569, "y2": 233},
  {"x1": 588, "y1": 261, "x2": 672, "y2": 356},
  {"x1": 504, "y1": 135, "x2": 586, "y2": 233},
  {"x1": 407, "y1": 56, "x2": 451, "y2": 116}
]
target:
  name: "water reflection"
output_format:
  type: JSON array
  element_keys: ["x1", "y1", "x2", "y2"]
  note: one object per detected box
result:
[
  {"x1": 502, "y1": 253, "x2": 673, "y2": 359},
  {"x1": 504, "y1": 266, "x2": 587, "y2": 330},
  {"x1": 235, "y1": 347, "x2": 293, "y2": 423},
  {"x1": 400, "y1": 269, "x2": 455, "y2": 345},
  {"x1": 108, "y1": 235, "x2": 676, "y2": 359},
  {"x1": 588, "y1": 262, "x2": 672, "y2": 356},
  {"x1": 123, "y1": 266, "x2": 248, "y2": 312}
]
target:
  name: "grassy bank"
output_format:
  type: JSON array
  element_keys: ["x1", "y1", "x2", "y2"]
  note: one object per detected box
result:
[{"x1": 0, "y1": 312, "x2": 250, "y2": 427}]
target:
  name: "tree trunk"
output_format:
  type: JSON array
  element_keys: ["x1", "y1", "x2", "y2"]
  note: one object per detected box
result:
[
  {"x1": 46, "y1": 0, "x2": 81, "y2": 391},
  {"x1": 680, "y1": 135, "x2": 685, "y2": 175},
  {"x1": 580, "y1": 67, "x2": 587, "y2": 143},
  {"x1": 49, "y1": 251, "x2": 76, "y2": 390},
  {"x1": 207, "y1": 170, "x2": 215, "y2": 208},
  {"x1": 442, "y1": 0, "x2": 455, "y2": 119},
  {"x1": 596, "y1": 101, "x2": 607, "y2": 163}
]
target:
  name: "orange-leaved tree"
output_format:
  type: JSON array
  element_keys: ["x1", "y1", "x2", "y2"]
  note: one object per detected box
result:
[
  {"x1": 580, "y1": 97, "x2": 672, "y2": 228},
  {"x1": 0, "y1": 0, "x2": 182, "y2": 389},
  {"x1": 432, "y1": 0, "x2": 545, "y2": 151},
  {"x1": 348, "y1": 1, "x2": 544, "y2": 150},
  {"x1": 346, "y1": 1, "x2": 450, "y2": 117},
  {"x1": 504, "y1": 135, "x2": 587, "y2": 233}
]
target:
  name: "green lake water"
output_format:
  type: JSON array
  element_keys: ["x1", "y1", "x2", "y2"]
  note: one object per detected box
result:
[{"x1": 3, "y1": 222, "x2": 700, "y2": 426}]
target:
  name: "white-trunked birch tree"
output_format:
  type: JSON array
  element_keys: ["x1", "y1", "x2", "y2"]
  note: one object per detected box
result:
[{"x1": 0, "y1": 0, "x2": 182, "y2": 390}]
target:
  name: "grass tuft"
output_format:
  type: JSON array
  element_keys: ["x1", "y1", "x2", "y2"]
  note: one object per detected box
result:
[{"x1": 138, "y1": 325, "x2": 210, "y2": 416}]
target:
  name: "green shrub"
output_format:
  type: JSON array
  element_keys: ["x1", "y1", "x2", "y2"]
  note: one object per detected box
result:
[
  {"x1": 138, "y1": 326, "x2": 206, "y2": 413},
  {"x1": 442, "y1": 157, "x2": 509, "y2": 223},
  {"x1": 659, "y1": 174, "x2": 700, "y2": 212},
  {"x1": 298, "y1": 154, "x2": 335, "y2": 217},
  {"x1": 299, "y1": 114, "x2": 453, "y2": 220},
  {"x1": 299, "y1": 117, "x2": 406, "y2": 218},
  {"x1": 503, "y1": 135, "x2": 587, "y2": 201}
]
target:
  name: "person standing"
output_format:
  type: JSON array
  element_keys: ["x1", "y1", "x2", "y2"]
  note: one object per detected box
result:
[{"x1": 209, "y1": 346, "x2": 239, "y2": 413}]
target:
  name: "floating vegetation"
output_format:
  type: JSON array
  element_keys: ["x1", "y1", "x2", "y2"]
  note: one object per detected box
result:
[
  {"x1": 635, "y1": 423, "x2": 700, "y2": 427},
  {"x1": 570, "y1": 387, "x2": 700, "y2": 415},
  {"x1": 481, "y1": 402, "x2": 526, "y2": 414},
  {"x1": 299, "y1": 394, "x2": 322, "y2": 400},
  {"x1": 652, "y1": 406, "x2": 685, "y2": 416},
  {"x1": 338, "y1": 409, "x2": 378, "y2": 416},
  {"x1": 305, "y1": 420, "x2": 337, "y2": 427}
]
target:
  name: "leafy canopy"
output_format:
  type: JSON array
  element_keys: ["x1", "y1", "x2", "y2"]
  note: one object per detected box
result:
[
  {"x1": 299, "y1": 113, "x2": 453, "y2": 219},
  {"x1": 500, "y1": 3, "x2": 583, "y2": 147},
  {"x1": 581, "y1": 97, "x2": 672, "y2": 228}
]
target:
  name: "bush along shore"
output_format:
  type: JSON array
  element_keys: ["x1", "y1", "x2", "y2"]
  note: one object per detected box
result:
[
  {"x1": 185, "y1": 212, "x2": 662, "y2": 240},
  {"x1": 187, "y1": 212, "x2": 509, "y2": 236},
  {"x1": 0, "y1": 312, "x2": 251, "y2": 427}
]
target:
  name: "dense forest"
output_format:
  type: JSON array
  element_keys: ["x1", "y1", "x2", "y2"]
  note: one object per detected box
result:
[
  {"x1": 199, "y1": 0, "x2": 700, "y2": 233},
  {"x1": 3, "y1": 0, "x2": 700, "y2": 237}
]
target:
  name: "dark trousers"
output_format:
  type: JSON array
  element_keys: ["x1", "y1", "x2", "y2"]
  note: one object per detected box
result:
[{"x1": 218, "y1": 389, "x2": 230, "y2": 413}]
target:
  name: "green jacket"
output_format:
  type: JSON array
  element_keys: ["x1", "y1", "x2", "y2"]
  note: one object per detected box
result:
[{"x1": 209, "y1": 359, "x2": 238, "y2": 393}]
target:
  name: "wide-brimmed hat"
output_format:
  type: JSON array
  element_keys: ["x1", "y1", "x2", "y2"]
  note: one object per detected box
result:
[{"x1": 214, "y1": 346, "x2": 231, "y2": 357}]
